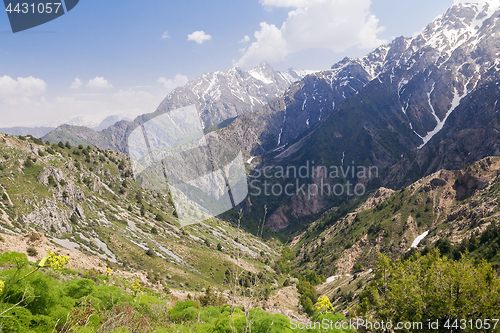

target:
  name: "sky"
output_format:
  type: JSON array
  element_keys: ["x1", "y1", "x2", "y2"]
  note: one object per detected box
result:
[{"x1": 0, "y1": 0, "x2": 480, "y2": 127}]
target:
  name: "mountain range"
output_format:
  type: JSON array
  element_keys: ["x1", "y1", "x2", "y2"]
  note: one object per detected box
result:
[
  {"x1": 214, "y1": 1, "x2": 500, "y2": 230},
  {"x1": 38, "y1": 1, "x2": 500, "y2": 233},
  {"x1": 41, "y1": 63, "x2": 314, "y2": 152},
  {"x1": 3, "y1": 2, "x2": 500, "y2": 329},
  {"x1": 0, "y1": 114, "x2": 136, "y2": 138}
]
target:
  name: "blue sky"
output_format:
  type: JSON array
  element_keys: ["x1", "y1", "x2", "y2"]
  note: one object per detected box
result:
[{"x1": 0, "y1": 0, "x2": 469, "y2": 127}]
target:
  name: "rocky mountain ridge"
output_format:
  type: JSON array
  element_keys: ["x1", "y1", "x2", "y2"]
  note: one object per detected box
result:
[
  {"x1": 212, "y1": 1, "x2": 500, "y2": 230},
  {"x1": 293, "y1": 155, "x2": 500, "y2": 276},
  {"x1": 42, "y1": 62, "x2": 314, "y2": 153},
  {"x1": 0, "y1": 133, "x2": 282, "y2": 294}
]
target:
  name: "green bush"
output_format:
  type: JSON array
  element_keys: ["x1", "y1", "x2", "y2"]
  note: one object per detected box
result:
[{"x1": 357, "y1": 250, "x2": 500, "y2": 326}]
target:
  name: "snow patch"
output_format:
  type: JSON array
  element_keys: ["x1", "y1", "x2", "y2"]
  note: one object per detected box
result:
[
  {"x1": 418, "y1": 88, "x2": 463, "y2": 149},
  {"x1": 248, "y1": 68, "x2": 274, "y2": 84},
  {"x1": 411, "y1": 230, "x2": 429, "y2": 248}
]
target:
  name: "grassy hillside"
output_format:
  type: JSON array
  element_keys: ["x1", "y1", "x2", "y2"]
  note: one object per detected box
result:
[{"x1": 0, "y1": 133, "x2": 287, "y2": 296}]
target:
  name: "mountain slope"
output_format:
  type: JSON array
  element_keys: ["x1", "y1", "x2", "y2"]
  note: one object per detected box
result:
[
  {"x1": 216, "y1": 1, "x2": 500, "y2": 230},
  {"x1": 293, "y1": 156, "x2": 500, "y2": 277},
  {"x1": 0, "y1": 134, "x2": 281, "y2": 292}
]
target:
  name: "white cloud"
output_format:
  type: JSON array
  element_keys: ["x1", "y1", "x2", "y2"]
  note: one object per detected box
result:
[
  {"x1": 259, "y1": 0, "x2": 322, "y2": 7},
  {"x1": 0, "y1": 75, "x2": 46, "y2": 98},
  {"x1": 239, "y1": 35, "x2": 251, "y2": 43},
  {"x1": 187, "y1": 31, "x2": 212, "y2": 44},
  {"x1": 70, "y1": 78, "x2": 82, "y2": 89},
  {"x1": 162, "y1": 31, "x2": 170, "y2": 39},
  {"x1": 236, "y1": 23, "x2": 288, "y2": 66},
  {"x1": 86, "y1": 77, "x2": 113, "y2": 90},
  {"x1": 235, "y1": 0, "x2": 386, "y2": 68},
  {"x1": 0, "y1": 74, "x2": 190, "y2": 128},
  {"x1": 453, "y1": 0, "x2": 492, "y2": 4},
  {"x1": 157, "y1": 74, "x2": 189, "y2": 92}
]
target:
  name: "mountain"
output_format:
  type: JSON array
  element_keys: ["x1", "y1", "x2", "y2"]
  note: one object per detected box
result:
[
  {"x1": 0, "y1": 126, "x2": 55, "y2": 138},
  {"x1": 0, "y1": 114, "x2": 135, "y2": 139},
  {"x1": 42, "y1": 62, "x2": 315, "y2": 152},
  {"x1": 212, "y1": 1, "x2": 500, "y2": 230},
  {"x1": 42, "y1": 2, "x2": 500, "y2": 233},
  {"x1": 294, "y1": 155, "x2": 500, "y2": 276},
  {"x1": 0, "y1": 133, "x2": 284, "y2": 296}
]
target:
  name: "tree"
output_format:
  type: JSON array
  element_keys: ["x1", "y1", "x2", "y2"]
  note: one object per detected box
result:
[
  {"x1": 23, "y1": 159, "x2": 33, "y2": 168},
  {"x1": 69, "y1": 213, "x2": 78, "y2": 224},
  {"x1": 357, "y1": 249, "x2": 500, "y2": 332},
  {"x1": 313, "y1": 295, "x2": 335, "y2": 315}
]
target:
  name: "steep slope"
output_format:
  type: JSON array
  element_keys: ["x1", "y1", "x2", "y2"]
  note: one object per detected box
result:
[
  {"x1": 218, "y1": 1, "x2": 500, "y2": 230},
  {"x1": 293, "y1": 156, "x2": 500, "y2": 277},
  {"x1": 229, "y1": 1, "x2": 500, "y2": 158},
  {"x1": 0, "y1": 134, "x2": 281, "y2": 292}
]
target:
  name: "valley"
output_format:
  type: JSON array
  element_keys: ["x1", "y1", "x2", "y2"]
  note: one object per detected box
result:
[{"x1": 2, "y1": 1, "x2": 500, "y2": 332}]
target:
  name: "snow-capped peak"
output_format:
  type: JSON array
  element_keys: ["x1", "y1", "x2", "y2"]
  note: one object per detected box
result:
[
  {"x1": 421, "y1": 1, "x2": 499, "y2": 56},
  {"x1": 248, "y1": 61, "x2": 277, "y2": 84}
]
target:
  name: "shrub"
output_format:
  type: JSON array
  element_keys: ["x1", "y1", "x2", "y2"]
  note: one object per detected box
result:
[
  {"x1": 26, "y1": 246, "x2": 38, "y2": 257},
  {"x1": 23, "y1": 159, "x2": 33, "y2": 168},
  {"x1": 70, "y1": 213, "x2": 78, "y2": 224},
  {"x1": 357, "y1": 250, "x2": 500, "y2": 325}
]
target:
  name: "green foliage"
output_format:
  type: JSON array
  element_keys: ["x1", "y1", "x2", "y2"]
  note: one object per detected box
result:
[
  {"x1": 297, "y1": 280, "x2": 317, "y2": 316},
  {"x1": 357, "y1": 250, "x2": 500, "y2": 331},
  {"x1": 353, "y1": 263, "x2": 363, "y2": 272},
  {"x1": 420, "y1": 222, "x2": 500, "y2": 265},
  {"x1": 47, "y1": 175, "x2": 57, "y2": 187},
  {"x1": 0, "y1": 251, "x2": 29, "y2": 269},
  {"x1": 64, "y1": 279, "x2": 95, "y2": 299},
  {"x1": 0, "y1": 250, "x2": 347, "y2": 332},
  {"x1": 313, "y1": 295, "x2": 335, "y2": 317},
  {"x1": 70, "y1": 213, "x2": 78, "y2": 224},
  {"x1": 198, "y1": 286, "x2": 225, "y2": 307},
  {"x1": 23, "y1": 159, "x2": 33, "y2": 168},
  {"x1": 275, "y1": 246, "x2": 294, "y2": 274}
]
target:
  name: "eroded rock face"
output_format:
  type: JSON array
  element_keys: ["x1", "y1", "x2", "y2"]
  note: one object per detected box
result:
[
  {"x1": 42, "y1": 3, "x2": 500, "y2": 232},
  {"x1": 37, "y1": 168, "x2": 65, "y2": 186},
  {"x1": 453, "y1": 170, "x2": 488, "y2": 200},
  {"x1": 21, "y1": 200, "x2": 73, "y2": 236}
]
